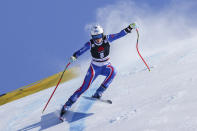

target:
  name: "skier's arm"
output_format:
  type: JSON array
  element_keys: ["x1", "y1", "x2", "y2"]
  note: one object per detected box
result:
[
  {"x1": 72, "y1": 42, "x2": 91, "y2": 59},
  {"x1": 107, "y1": 22, "x2": 138, "y2": 43},
  {"x1": 68, "y1": 42, "x2": 90, "y2": 63},
  {"x1": 107, "y1": 30, "x2": 127, "y2": 43}
]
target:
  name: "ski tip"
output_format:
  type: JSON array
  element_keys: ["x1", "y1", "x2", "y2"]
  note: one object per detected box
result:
[{"x1": 107, "y1": 100, "x2": 112, "y2": 104}]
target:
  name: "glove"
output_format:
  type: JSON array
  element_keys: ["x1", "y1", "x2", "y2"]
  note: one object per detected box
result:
[
  {"x1": 69, "y1": 56, "x2": 77, "y2": 63},
  {"x1": 129, "y1": 22, "x2": 138, "y2": 29},
  {"x1": 124, "y1": 22, "x2": 138, "y2": 33}
]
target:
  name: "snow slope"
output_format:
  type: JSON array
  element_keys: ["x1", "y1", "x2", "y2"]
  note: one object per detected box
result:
[
  {"x1": 1, "y1": 33, "x2": 197, "y2": 131},
  {"x1": 1, "y1": 1, "x2": 197, "y2": 131}
]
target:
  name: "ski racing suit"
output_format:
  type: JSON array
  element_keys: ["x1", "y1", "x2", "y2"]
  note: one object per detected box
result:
[{"x1": 65, "y1": 28, "x2": 131, "y2": 107}]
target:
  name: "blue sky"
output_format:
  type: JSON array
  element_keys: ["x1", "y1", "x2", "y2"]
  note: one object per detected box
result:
[{"x1": 0, "y1": 0, "x2": 196, "y2": 94}]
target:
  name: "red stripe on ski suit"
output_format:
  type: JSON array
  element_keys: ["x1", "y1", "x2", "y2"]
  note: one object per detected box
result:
[
  {"x1": 103, "y1": 64, "x2": 114, "y2": 85},
  {"x1": 75, "y1": 65, "x2": 94, "y2": 95}
]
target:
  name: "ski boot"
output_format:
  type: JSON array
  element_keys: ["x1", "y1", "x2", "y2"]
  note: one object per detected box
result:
[
  {"x1": 59, "y1": 99, "x2": 74, "y2": 121},
  {"x1": 59, "y1": 105, "x2": 71, "y2": 122},
  {"x1": 92, "y1": 85, "x2": 106, "y2": 99},
  {"x1": 60, "y1": 105, "x2": 70, "y2": 117},
  {"x1": 92, "y1": 92, "x2": 102, "y2": 99}
]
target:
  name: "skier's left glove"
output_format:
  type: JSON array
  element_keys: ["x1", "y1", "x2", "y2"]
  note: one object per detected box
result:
[{"x1": 124, "y1": 22, "x2": 138, "y2": 33}]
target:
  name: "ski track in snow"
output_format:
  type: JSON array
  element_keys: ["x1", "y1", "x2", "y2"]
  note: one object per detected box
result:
[{"x1": 68, "y1": 80, "x2": 101, "y2": 131}]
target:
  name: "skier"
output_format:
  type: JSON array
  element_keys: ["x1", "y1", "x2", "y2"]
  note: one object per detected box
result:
[{"x1": 60, "y1": 23, "x2": 138, "y2": 117}]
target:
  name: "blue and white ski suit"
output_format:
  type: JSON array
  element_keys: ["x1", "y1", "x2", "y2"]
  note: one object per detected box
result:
[{"x1": 66, "y1": 29, "x2": 129, "y2": 106}]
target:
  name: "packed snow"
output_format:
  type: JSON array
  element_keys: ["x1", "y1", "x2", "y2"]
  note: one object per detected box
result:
[{"x1": 1, "y1": 31, "x2": 197, "y2": 131}]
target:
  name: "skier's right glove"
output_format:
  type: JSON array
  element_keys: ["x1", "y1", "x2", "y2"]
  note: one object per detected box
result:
[{"x1": 69, "y1": 56, "x2": 77, "y2": 63}]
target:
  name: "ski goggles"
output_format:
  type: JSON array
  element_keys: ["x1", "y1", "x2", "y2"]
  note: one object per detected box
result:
[{"x1": 92, "y1": 34, "x2": 103, "y2": 40}]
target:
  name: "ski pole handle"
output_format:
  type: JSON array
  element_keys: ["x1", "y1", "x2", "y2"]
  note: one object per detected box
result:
[
  {"x1": 42, "y1": 62, "x2": 71, "y2": 114},
  {"x1": 136, "y1": 29, "x2": 151, "y2": 72}
]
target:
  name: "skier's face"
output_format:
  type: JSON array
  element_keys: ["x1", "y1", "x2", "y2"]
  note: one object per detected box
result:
[
  {"x1": 92, "y1": 33, "x2": 103, "y2": 44},
  {"x1": 95, "y1": 38, "x2": 102, "y2": 44}
]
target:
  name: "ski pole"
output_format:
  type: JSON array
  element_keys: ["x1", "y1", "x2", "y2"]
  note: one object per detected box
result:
[
  {"x1": 136, "y1": 28, "x2": 151, "y2": 72},
  {"x1": 42, "y1": 62, "x2": 71, "y2": 114}
]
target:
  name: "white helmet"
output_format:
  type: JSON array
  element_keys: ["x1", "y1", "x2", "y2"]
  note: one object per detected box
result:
[{"x1": 90, "y1": 25, "x2": 104, "y2": 36}]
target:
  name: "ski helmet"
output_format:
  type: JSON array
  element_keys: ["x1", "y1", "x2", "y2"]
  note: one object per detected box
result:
[{"x1": 90, "y1": 25, "x2": 104, "y2": 39}]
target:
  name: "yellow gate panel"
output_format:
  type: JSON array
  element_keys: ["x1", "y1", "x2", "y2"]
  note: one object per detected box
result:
[{"x1": 0, "y1": 67, "x2": 79, "y2": 106}]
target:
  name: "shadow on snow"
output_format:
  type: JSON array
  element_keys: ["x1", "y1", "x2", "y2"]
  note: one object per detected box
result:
[{"x1": 18, "y1": 110, "x2": 94, "y2": 131}]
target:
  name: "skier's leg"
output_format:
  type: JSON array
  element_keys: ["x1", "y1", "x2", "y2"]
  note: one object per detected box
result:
[
  {"x1": 65, "y1": 64, "x2": 97, "y2": 107},
  {"x1": 93, "y1": 64, "x2": 117, "y2": 98}
]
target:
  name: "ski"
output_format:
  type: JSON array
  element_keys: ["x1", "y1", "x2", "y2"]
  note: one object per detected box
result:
[{"x1": 83, "y1": 96, "x2": 112, "y2": 104}]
